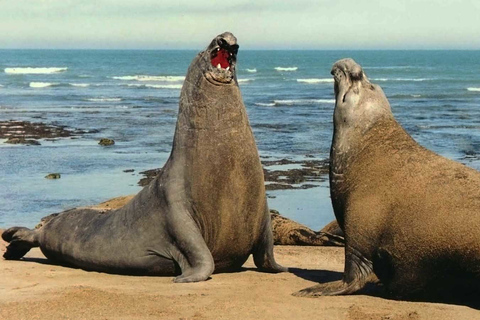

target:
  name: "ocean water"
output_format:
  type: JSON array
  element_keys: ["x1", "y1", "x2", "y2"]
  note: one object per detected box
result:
[{"x1": 1, "y1": 49, "x2": 480, "y2": 229}]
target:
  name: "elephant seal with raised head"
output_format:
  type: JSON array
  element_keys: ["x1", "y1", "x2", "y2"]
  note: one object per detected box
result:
[
  {"x1": 2, "y1": 32, "x2": 285, "y2": 282},
  {"x1": 295, "y1": 58, "x2": 480, "y2": 300}
]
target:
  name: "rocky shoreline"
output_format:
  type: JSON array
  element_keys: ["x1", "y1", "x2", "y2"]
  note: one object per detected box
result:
[
  {"x1": 0, "y1": 120, "x2": 93, "y2": 145},
  {"x1": 138, "y1": 158, "x2": 330, "y2": 192}
]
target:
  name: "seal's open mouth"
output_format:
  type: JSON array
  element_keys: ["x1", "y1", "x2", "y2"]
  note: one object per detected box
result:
[
  {"x1": 203, "y1": 33, "x2": 239, "y2": 84},
  {"x1": 210, "y1": 39, "x2": 238, "y2": 71}
]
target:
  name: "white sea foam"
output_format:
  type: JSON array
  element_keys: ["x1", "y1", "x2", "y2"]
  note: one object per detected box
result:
[
  {"x1": 254, "y1": 102, "x2": 276, "y2": 107},
  {"x1": 126, "y1": 84, "x2": 182, "y2": 89},
  {"x1": 70, "y1": 83, "x2": 90, "y2": 87},
  {"x1": 29, "y1": 82, "x2": 57, "y2": 88},
  {"x1": 297, "y1": 78, "x2": 333, "y2": 84},
  {"x1": 256, "y1": 99, "x2": 335, "y2": 107},
  {"x1": 246, "y1": 68, "x2": 257, "y2": 73},
  {"x1": 467, "y1": 87, "x2": 480, "y2": 92},
  {"x1": 273, "y1": 99, "x2": 334, "y2": 105},
  {"x1": 373, "y1": 78, "x2": 431, "y2": 82},
  {"x1": 365, "y1": 66, "x2": 415, "y2": 70},
  {"x1": 112, "y1": 75, "x2": 185, "y2": 82},
  {"x1": 274, "y1": 67, "x2": 298, "y2": 72},
  {"x1": 87, "y1": 98, "x2": 123, "y2": 102},
  {"x1": 145, "y1": 84, "x2": 183, "y2": 89},
  {"x1": 238, "y1": 79, "x2": 253, "y2": 83},
  {"x1": 5, "y1": 67, "x2": 68, "y2": 74},
  {"x1": 411, "y1": 94, "x2": 422, "y2": 98}
]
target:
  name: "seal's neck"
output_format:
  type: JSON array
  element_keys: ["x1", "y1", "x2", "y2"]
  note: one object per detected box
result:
[{"x1": 175, "y1": 57, "x2": 246, "y2": 133}]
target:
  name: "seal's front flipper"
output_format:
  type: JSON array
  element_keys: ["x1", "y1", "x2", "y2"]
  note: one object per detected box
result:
[
  {"x1": 170, "y1": 224, "x2": 214, "y2": 283},
  {"x1": 2, "y1": 227, "x2": 39, "y2": 260},
  {"x1": 293, "y1": 246, "x2": 373, "y2": 297},
  {"x1": 165, "y1": 198, "x2": 214, "y2": 283},
  {"x1": 252, "y1": 208, "x2": 287, "y2": 273}
]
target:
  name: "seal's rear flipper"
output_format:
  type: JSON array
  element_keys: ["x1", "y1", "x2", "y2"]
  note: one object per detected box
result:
[{"x1": 2, "y1": 227, "x2": 39, "y2": 260}]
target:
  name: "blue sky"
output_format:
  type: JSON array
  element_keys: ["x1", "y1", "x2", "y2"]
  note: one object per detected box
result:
[{"x1": 1, "y1": 0, "x2": 479, "y2": 49}]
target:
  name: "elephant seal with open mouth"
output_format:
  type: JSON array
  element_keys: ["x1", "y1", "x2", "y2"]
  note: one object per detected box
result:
[
  {"x1": 295, "y1": 58, "x2": 480, "y2": 300},
  {"x1": 2, "y1": 32, "x2": 285, "y2": 282}
]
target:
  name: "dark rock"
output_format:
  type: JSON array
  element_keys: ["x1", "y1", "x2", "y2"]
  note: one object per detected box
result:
[
  {"x1": 137, "y1": 158, "x2": 330, "y2": 190},
  {"x1": 5, "y1": 137, "x2": 41, "y2": 145},
  {"x1": 45, "y1": 173, "x2": 61, "y2": 179},
  {"x1": 262, "y1": 158, "x2": 329, "y2": 190},
  {"x1": 1, "y1": 120, "x2": 89, "y2": 145},
  {"x1": 138, "y1": 168, "x2": 163, "y2": 186},
  {"x1": 123, "y1": 169, "x2": 135, "y2": 173},
  {"x1": 99, "y1": 138, "x2": 115, "y2": 146}
]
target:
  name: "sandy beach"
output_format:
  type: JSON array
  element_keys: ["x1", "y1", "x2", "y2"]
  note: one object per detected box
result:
[{"x1": 1, "y1": 232, "x2": 479, "y2": 320}]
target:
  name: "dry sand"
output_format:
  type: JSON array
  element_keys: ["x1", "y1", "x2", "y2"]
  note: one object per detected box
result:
[{"x1": 1, "y1": 231, "x2": 479, "y2": 320}]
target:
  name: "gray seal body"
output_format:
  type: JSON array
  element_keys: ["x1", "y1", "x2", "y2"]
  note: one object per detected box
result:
[
  {"x1": 295, "y1": 58, "x2": 480, "y2": 301},
  {"x1": 2, "y1": 32, "x2": 285, "y2": 282}
]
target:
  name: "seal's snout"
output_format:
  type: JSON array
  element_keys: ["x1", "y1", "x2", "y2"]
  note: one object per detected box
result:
[
  {"x1": 331, "y1": 58, "x2": 364, "y2": 82},
  {"x1": 331, "y1": 58, "x2": 368, "y2": 103}
]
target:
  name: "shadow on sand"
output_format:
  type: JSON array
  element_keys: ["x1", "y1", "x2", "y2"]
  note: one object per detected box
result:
[{"x1": 289, "y1": 267, "x2": 480, "y2": 310}]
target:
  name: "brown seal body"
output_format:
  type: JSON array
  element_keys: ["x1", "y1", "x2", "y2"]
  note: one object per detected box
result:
[
  {"x1": 295, "y1": 58, "x2": 480, "y2": 300},
  {"x1": 2, "y1": 32, "x2": 285, "y2": 282},
  {"x1": 271, "y1": 211, "x2": 344, "y2": 246}
]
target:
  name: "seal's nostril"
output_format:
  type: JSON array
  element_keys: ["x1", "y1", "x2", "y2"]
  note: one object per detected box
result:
[
  {"x1": 230, "y1": 44, "x2": 239, "y2": 55},
  {"x1": 218, "y1": 38, "x2": 229, "y2": 50}
]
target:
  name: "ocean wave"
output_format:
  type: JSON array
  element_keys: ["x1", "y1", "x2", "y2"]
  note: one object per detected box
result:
[
  {"x1": 297, "y1": 78, "x2": 333, "y2": 84},
  {"x1": 70, "y1": 83, "x2": 90, "y2": 88},
  {"x1": 238, "y1": 79, "x2": 254, "y2": 83},
  {"x1": 112, "y1": 75, "x2": 185, "y2": 82},
  {"x1": 29, "y1": 82, "x2": 58, "y2": 88},
  {"x1": 87, "y1": 98, "x2": 123, "y2": 102},
  {"x1": 126, "y1": 84, "x2": 182, "y2": 89},
  {"x1": 365, "y1": 66, "x2": 415, "y2": 70},
  {"x1": 145, "y1": 84, "x2": 182, "y2": 89},
  {"x1": 372, "y1": 78, "x2": 432, "y2": 82},
  {"x1": 274, "y1": 67, "x2": 298, "y2": 72},
  {"x1": 5, "y1": 67, "x2": 68, "y2": 74},
  {"x1": 274, "y1": 99, "x2": 335, "y2": 105},
  {"x1": 467, "y1": 87, "x2": 480, "y2": 92},
  {"x1": 246, "y1": 68, "x2": 257, "y2": 73},
  {"x1": 256, "y1": 99, "x2": 335, "y2": 107},
  {"x1": 254, "y1": 102, "x2": 276, "y2": 107}
]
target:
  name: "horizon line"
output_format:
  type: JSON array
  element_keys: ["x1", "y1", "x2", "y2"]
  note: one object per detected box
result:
[{"x1": 1, "y1": 47, "x2": 480, "y2": 51}]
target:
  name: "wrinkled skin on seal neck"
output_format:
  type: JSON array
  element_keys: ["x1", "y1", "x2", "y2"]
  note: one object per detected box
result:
[
  {"x1": 329, "y1": 58, "x2": 395, "y2": 229},
  {"x1": 174, "y1": 32, "x2": 243, "y2": 140}
]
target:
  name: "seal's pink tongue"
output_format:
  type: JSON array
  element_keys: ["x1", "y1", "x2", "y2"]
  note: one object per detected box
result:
[{"x1": 211, "y1": 49, "x2": 230, "y2": 69}]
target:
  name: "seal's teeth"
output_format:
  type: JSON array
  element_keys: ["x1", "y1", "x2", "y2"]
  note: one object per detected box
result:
[{"x1": 217, "y1": 64, "x2": 221, "y2": 69}]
